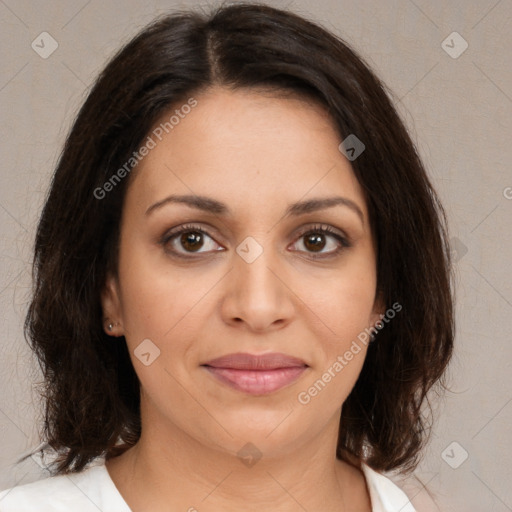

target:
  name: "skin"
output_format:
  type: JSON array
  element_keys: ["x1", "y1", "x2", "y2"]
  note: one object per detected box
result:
[{"x1": 101, "y1": 86, "x2": 384, "y2": 512}]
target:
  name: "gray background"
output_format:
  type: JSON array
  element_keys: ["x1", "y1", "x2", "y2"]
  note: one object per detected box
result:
[{"x1": 1, "y1": 1, "x2": 511, "y2": 511}]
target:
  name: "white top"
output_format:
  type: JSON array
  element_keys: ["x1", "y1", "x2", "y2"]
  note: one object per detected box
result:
[{"x1": 0, "y1": 457, "x2": 416, "y2": 511}]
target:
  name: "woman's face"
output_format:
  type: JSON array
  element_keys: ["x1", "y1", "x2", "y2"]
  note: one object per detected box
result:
[{"x1": 102, "y1": 86, "x2": 383, "y2": 459}]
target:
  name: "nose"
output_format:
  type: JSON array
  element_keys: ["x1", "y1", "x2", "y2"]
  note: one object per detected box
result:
[{"x1": 220, "y1": 239, "x2": 295, "y2": 333}]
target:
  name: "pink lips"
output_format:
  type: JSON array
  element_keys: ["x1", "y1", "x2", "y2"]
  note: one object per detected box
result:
[{"x1": 202, "y1": 352, "x2": 308, "y2": 395}]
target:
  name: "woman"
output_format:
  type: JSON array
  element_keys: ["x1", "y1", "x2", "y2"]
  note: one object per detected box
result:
[{"x1": 0, "y1": 3, "x2": 453, "y2": 511}]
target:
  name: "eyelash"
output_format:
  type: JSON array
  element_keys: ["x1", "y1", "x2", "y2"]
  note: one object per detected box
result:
[{"x1": 159, "y1": 223, "x2": 351, "y2": 260}]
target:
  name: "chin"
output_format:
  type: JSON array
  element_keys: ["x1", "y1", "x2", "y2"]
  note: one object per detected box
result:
[{"x1": 200, "y1": 410, "x2": 310, "y2": 457}]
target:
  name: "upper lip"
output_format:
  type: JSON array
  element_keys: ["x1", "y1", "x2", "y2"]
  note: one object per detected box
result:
[{"x1": 202, "y1": 352, "x2": 308, "y2": 370}]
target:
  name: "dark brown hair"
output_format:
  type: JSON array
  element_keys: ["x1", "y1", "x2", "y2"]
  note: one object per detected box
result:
[{"x1": 20, "y1": 2, "x2": 454, "y2": 475}]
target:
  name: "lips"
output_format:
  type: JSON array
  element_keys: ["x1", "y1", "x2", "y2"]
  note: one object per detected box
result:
[
  {"x1": 201, "y1": 352, "x2": 308, "y2": 395},
  {"x1": 203, "y1": 352, "x2": 307, "y2": 370}
]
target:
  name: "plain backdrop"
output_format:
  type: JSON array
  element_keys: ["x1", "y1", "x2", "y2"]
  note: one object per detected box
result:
[{"x1": 0, "y1": 1, "x2": 511, "y2": 511}]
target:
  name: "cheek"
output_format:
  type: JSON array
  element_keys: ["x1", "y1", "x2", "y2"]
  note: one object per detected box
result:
[
  {"x1": 295, "y1": 274, "x2": 375, "y2": 411},
  {"x1": 292, "y1": 247, "x2": 377, "y2": 407},
  {"x1": 115, "y1": 249, "x2": 210, "y2": 414},
  {"x1": 298, "y1": 259, "x2": 377, "y2": 346},
  {"x1": 115, "y1": 242, "x2": 195, "y2": 350}
]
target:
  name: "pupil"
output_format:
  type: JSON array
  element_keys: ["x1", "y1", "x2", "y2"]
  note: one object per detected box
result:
[
  {"x1": 305, "y1": 233, "x2": 325, "y2": 252},
  {"x1": 181, "y1": 232, "x2": 203, "y2": 252}
]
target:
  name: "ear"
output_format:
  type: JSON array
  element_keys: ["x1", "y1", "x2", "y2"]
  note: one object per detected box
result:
[{"x1": 100, "y1": 272, "x2": 124, "y2": 336}]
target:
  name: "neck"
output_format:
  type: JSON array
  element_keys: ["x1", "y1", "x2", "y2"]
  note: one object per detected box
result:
[{"x1": 105, "y1": 403, "x2": 368, "y2": 511}]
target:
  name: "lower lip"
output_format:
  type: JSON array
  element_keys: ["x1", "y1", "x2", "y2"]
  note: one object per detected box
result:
[{"x1": 203, "y1": 366, "x2": 307, "y2": 395}]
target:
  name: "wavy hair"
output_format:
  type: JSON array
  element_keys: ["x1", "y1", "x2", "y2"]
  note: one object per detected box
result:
[{"x1": 19, "y1": 2, "x2": 454, "y2": 475}]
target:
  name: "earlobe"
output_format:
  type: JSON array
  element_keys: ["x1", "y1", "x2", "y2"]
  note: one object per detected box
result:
[{"x1": 101, "y1": 273, "x2": 123, "y2": 336}]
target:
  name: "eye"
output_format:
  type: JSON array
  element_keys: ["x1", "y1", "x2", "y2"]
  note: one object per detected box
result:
[
  {"x1": 290, "y1": 224, "x2": 350, "y2": 259},
  {"x1": 159, "y1": 223, "x2": 350, "y2": 260},
  {"x1": 160, "y1": 224, "x2": 224, "y2": 258}
]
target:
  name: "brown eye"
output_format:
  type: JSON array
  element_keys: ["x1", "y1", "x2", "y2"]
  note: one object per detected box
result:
[
  {"x1": 291, "y1": 224, "x2": 350, "y2": 259},
  {"x1": 160, "y1": 224, "x2": 223, "y2": 258},
  {"x1": 303, "y1": 233, "x2": 327, "y2": 252},
  {"x1": 179, "y1": 231, "x2": 205, "y2": 252}
]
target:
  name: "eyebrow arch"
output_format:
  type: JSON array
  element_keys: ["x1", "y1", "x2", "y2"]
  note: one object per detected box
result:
[
  {"x1": 145, "y1": 194, "x2": 364, "y2": 224},
  {"x1": 284, "y1": 196, "x2": 364, "y2": 224}
]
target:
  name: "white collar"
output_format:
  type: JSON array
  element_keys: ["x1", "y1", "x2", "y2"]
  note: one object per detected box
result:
[{"x1": 361, "y1": 462, "x2": 416, "y2": 511}]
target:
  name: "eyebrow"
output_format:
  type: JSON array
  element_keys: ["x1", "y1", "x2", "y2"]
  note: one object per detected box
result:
[{"x1": 145, "y1": 194, "x2": 364, "y2": 224}]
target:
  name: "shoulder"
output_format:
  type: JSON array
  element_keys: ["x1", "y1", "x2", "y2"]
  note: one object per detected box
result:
[
  {"x1": 0, "y1": 459, "x2": 131, "y2": 512},
  {"x1": 361, "y1": 463, "x2": 417, "y2": 512},
  {"x1": 0, "y1": 470, "x2": 92, "y2": 512}
]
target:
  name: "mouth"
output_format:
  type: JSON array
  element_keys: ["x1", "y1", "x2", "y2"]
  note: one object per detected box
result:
[{"x1": 201, "y1": 352, "x2": 309, "y2": 395}]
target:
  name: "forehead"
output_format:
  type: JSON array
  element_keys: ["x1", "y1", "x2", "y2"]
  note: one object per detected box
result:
[{"x1": 125, "y1": 87, "x2": 367, "y2": 221}]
